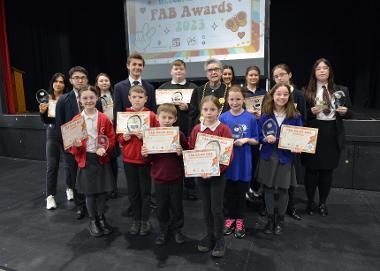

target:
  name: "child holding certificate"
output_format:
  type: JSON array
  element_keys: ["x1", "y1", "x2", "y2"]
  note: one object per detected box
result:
[
  {"x1": 257, "y1": 83, "x2": 302, "y2": 236},
  {"x1": 69, "y1": 85, "x2": 116, "y2": 237},
  {"x1": 141, "y1": 104, "x2": 189, "y2": 245},
  {"x1": 189, "y1": 96, "x2": 233, "y2": 258},
  {"x1": 219, "y1": 85, "x2": 259, "y2": 239},
  {"x1": 118, "y1": 85, "x2": 159, "y2": 236}
]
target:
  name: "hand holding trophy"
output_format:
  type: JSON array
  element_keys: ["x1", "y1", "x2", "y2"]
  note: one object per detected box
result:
[
  {"x1": 333, "y1": 90, "x2": 348, "y2": 116},
  {"x1": 95, "y1": 135, "x2": 109, "y2": 157},
  {"x1": 262, "y1": 119, "x2": 278, "y2": 144}
]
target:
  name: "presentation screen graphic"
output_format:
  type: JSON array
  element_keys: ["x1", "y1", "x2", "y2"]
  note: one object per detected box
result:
[{"x1": 125, "y1": 0, "x2": 267, "y2": 79}]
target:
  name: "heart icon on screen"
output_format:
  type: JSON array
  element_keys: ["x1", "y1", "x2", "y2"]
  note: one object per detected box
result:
[
  {"x1": 238, "y1": 32, "x2": 245, "y2": 39},
  {"x1": 140, "y1": 7, "x2": 146, "y2": 14}
]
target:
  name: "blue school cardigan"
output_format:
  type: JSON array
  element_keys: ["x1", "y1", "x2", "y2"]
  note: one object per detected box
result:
[{"x1": 258, "y1": 113, "x2": 303, "y2": 165}]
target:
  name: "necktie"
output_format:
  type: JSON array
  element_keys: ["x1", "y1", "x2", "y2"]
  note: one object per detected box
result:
[
  {"x1": 132, "y1": 80, "x2": 140, "y2": 86},
  {"x1": 322, "y1": 85, "x2": 331, "y2": 115}
]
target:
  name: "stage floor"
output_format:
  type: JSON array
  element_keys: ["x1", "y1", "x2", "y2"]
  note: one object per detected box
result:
[{"x1": 0, "y1": 156, "x2": 379, "y2": 271}]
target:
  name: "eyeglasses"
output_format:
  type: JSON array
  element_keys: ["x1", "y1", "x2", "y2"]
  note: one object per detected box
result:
[
  {"x1": 71, "y1": 76, "x2": 87, "y2": 81},
  {"x1": 273, "y1": 72, "x2": 288, "y2": 80},
  {"x1": 207, "y1": 68, "x2": 221, "y2": 73}
]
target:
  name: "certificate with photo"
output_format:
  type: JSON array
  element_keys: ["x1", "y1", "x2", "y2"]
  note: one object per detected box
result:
[
  {"x1": 245, "y1": 95, "x2": 265, "y2": 112},
  {"x1": 183, "y1": 149, "x2": 220, "y2": 178},
  {"x1": 155, "y1": 89, "x2": 194, "y2": 105},
  {"x1": 116, "y1": 111, "x2": 150, "y2": 134},
  {"x1": 143, "y1": 127, "x2": 179, "y2": 154},
  {"x1": 278, "y1": 125, "x2": 319, "y2": 154},
  {"x1": 61, "y1": 117, "x2": 88, "y2": 150},
  {"x1": 47, "y1": 99, "x2": 57, "y2": 118},
  {"x1": 195, "y1": 133, "x2": 234, "y2": 166}
]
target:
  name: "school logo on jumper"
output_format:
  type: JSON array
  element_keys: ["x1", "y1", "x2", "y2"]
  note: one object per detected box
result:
[{"x1": 232, "y1": 123, "x2": 247, "y2": 140}]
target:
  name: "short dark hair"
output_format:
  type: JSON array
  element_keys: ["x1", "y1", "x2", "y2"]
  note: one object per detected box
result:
[
  {"x1": 68, "y1": 66, "x2": 88, "y2": 78},
  {"x1": 127, "y1": 53, "x2": 145, "y2": 66}
]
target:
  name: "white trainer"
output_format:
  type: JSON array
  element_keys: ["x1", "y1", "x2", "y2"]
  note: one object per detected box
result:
[
  {"x1": 66, "y1": 188, "x2": 74, "y2": 201},
  {"x1": 46, "y1": 195, "x2": 57, "y2": 210}
]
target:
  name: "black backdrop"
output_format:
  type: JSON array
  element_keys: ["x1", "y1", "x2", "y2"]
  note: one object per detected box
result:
[{"x1": 4, "y1": 0, "x2": 380, "y2": 113}]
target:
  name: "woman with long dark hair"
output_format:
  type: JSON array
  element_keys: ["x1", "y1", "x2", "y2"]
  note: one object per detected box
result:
[{"x1": 302, "y1": 58, "x2": 353, "y2": 216}]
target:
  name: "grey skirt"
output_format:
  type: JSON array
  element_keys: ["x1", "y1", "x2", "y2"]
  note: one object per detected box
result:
[
  {"x1": 76, "y1": 153, "x2": 115, "y2": 195},
  {"x1": 257, "y1": 151, "x2": 297, "y2": 189}
]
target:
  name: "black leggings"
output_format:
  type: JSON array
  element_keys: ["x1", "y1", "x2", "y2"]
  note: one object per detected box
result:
[
  {"x1": 304, "y1": 168, "x2": 333, "y2": 204},
  {"x1": 264, "y1": 186, "x2": 288, "y2": 216},
  {"x1": 85, "y1": 193, "x2": 107, "y2": 218},
  {"x1": 224, "y1": 180, "x2": 249, "y2": 219}
]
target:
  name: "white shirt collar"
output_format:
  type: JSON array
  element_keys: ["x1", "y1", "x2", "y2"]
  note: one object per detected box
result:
[
  {"x1": 290, "y1": 85, "x2": 294, "y2": 93},
  {"x1": 129, "y1": 76, "x2": 142, "y2": 86},
  {"x1": 317, "y1": 82, "x2": 328, "y2": 90},
  {"x1": 171, "y1": 79, "x2": 187, "y2": 85},
  {"x1": 200, "y1": 120, "x2": 221, "y2": 132},
  {"x1": 81, "y1": 109, "x2": 98, "y2": 121}
]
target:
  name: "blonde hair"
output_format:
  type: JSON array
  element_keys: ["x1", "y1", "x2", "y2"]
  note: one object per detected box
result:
[
  {"x1": 199, "y1": 95, "x2": 222, "y2": 111},
  {"x1": 157, "y1": 103, "x2": 177, "y2": 118},
  {"x1": 129, "y1": 85, "x2": 146, "y2": 96}
]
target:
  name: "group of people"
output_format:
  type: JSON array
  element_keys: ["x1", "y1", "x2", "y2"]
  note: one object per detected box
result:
[{"x1": 39, "y1": 53, "x2": 352, "y2": 258}]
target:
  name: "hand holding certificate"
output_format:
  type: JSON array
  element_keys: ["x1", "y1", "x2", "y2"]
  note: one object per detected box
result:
[
  {"x1": 156, "y1": 89, "x2": 194, "y2": 105},
  {"x1": 278, "y1": 125, "x2": 319, "y2": 154},
  {"x1": 143, "y1": 127, "x2": 179, "y2": 154},
  {"x1": 116, "y1": 111, "x2": 150, "y2": 134},
  {"x1": 61, "y1": 117, "x2": 88, "y2": 150},
  {"x1": 183, "y1": 149, "x2": 220, "y2": 178},
  {"x1": 195, "y1": 133, "x2": 234, "y2": 165}
]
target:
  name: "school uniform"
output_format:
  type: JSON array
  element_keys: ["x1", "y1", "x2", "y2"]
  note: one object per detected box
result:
[{"x1": 301, "y1": 84, "x2": 353, "y2": 211}]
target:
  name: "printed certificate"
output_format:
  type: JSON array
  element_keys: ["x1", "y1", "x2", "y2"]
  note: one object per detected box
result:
[
  {"x1": 195, "y1": 133, "x2": 234, "y2": 165},
  {"x1": 183, "y1": 149, "x2": 220, "y2": 178},
  {"x1": 143, "y1": 127, "x2": 179, "y2": 154},
  {"x1": 47, "y1": 99, "x2": 57, "y2": 118},
  {"x1": 155, "y1": 89, "x2": 194, "y2": 105},
  {"x1": 278, "y1": 125, "x2": 319, "y2": 154},
  {"x1": 61, "y1": 117, "x2": 88, "y2": 150},
  {"x1": 116, "y1": 111, "x2": 150, "y2": 134},
  {"x1": 101, "y1": 99, "x2": 114, "y2": 121},
  {"x1": 245, "y1": 95, "x2": 264, "y2": 112}
]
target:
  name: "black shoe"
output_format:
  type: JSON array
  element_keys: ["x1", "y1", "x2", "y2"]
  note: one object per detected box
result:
[
  {"x1": 128, "y1": 220, "x2": 141, "y2": 235},
  {"x1": 274, "y1": 216, "x2": 284, "y2": 235},
  {"x1": 287, "y1": 207, "x2": 302, "y2": 221},
  {"x1": 155, "y1": 232, "x2": 167, "y2": 245},
  {"x1": 264, "y1": 215, "x2": 274, "y2": 234},
  {"x1": 98, "y1": 215, "x2": 113, "y2": 235},
  {"x1": 140, "y1": 221, "x2": 152, "y2": 236},
  {"x1": 76, "y1": 206, "x2": 86, "y2": 220},
  {"x1": 211, "y1": 238, "x2": 226, "y2": 257},
  {"x1": 318, "y1": 203, "x2": 328, "y2": 217},
  {"x1": 197, "y1": 234, "x2": 215, "y2": 252},
  {"x1": 174, "y1": 231, "x2": 185, "y2": 244},
  {"x1": 306, "y1": 202, "x2": 316, "y2": 216},
  {"x1": 89, "y1": 219, "x2": 103, "y2": 237}
]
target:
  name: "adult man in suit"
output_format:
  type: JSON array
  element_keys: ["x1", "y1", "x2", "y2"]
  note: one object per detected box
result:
[
  {"x1": 113, "y1": 53, "x2": 156, "y2": 122},
  {"x1": 55, "y1": 66, "x2": 102, "y2": 219}
]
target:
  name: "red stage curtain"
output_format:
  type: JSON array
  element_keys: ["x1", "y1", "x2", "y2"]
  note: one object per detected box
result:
[{"x1": 0, "y1": 0, "x2": 15, "y2": 113}]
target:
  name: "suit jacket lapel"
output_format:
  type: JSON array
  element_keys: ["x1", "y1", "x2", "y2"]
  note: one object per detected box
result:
[{"x1": 69, "y1": 91, "x2": 79, "y2": 115}]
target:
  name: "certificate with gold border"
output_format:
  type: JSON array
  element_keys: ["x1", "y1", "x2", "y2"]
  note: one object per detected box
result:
[
  {"x1": 195, "y1": 133, "x2": 234, "y2": 165},
  {"x1": 155, "y1": 89, "x2": 194, "y2": 105},
  {"x1": 61, "y1": 117, "x2": 88, "y2": 150},
  {"x1": 143, "y1": 127, "x2": 179, "y2": 154},
  {"x1": 183, "y1": 149, "x2": 220, "y2": 178},
  {"x1": 116, "y1": 111, "x2": 150, "y2": 134},
  {"x1": 278, "y1": 125, "x2": 319, "y2": 154}
]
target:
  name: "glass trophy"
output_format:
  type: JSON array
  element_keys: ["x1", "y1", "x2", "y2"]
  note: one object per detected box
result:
[
  {"x1": 127, "y1": 115, "x2": 142, "y2": 133},
  {"x1": 171, "y1": 91, "x2": 183, "y2": 104},
  {"x1": 205, "y1": 140, "x2": 221, "y2": 158},
  {"x1": 35, "y1": 89, "x2": 50, "y2": 104},
  {"x1": 262, "y1": 119, "x2": 278, "y2": 138},
  {"x1": 96, "y1": 135, "x2": 109, "y2": 151},
  {"x1": 333, "y1": 90, "x2": 346, "y2": 108}
]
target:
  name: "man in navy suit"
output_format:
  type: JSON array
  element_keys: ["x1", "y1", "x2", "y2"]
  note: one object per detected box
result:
[
  {"x1": 113, "y1": 53, "x2": 156, "y2": 123},
  {"x1": 56, "y1": 66, "x2": 102, "y2": 219}
]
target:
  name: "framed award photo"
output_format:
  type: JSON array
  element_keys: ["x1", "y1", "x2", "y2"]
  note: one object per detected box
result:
[
  {"x1": 195, "y1": 133, "x2": 234, "y2": 165},
  {"x1": 183, "y1": 149, "x2": 220, "y2": 178},
  {"x1": 278, "y1": 125, "x2": 319, "y2": 154},
  {"x1": 245, "y1": 95, "x2": 265, "y2": 112},
  {"x1": 116, "y1": 111, "x2": 150, "y2": 134},
  {"x1": 143, "y1": 127, "x2": 179, "y2": 154},
  {"x1": 155, "y1": 89, "x2": 194, "y2": 105},
  {"x1": 61, "y1": 117, "x2": 88, "y2": 150}
]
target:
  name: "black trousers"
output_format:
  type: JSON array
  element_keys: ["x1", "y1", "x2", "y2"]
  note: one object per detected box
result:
[
  {"x1": 63, "y1": 151, "x2": 85, "y2": 206},
  {"x1": 155, "y1": 180, "x2": 184, "y2": 232},
  {"x1": 109, "y1": 156, "x2": 119, "y2": 192},
  {"x1": 224, "y1": 180, "x2": 249, "y2": 219},
  {"x1": 197, "y1": 173, "x2": 226, "y2": 240},
  {"x1": 124, "y1": 163, "x2": 151, "y2": 221},
  {"x1": 46, "y1": 136, "x2": 68, "y2": 196},
  {"x1": 304, "y1": 168, "x2": 333, "y2": 204}
]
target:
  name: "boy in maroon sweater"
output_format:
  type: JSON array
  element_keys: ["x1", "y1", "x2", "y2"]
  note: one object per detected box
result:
[{"x1": 141, "y1": 104, "x2": 189, "y2": 245}]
